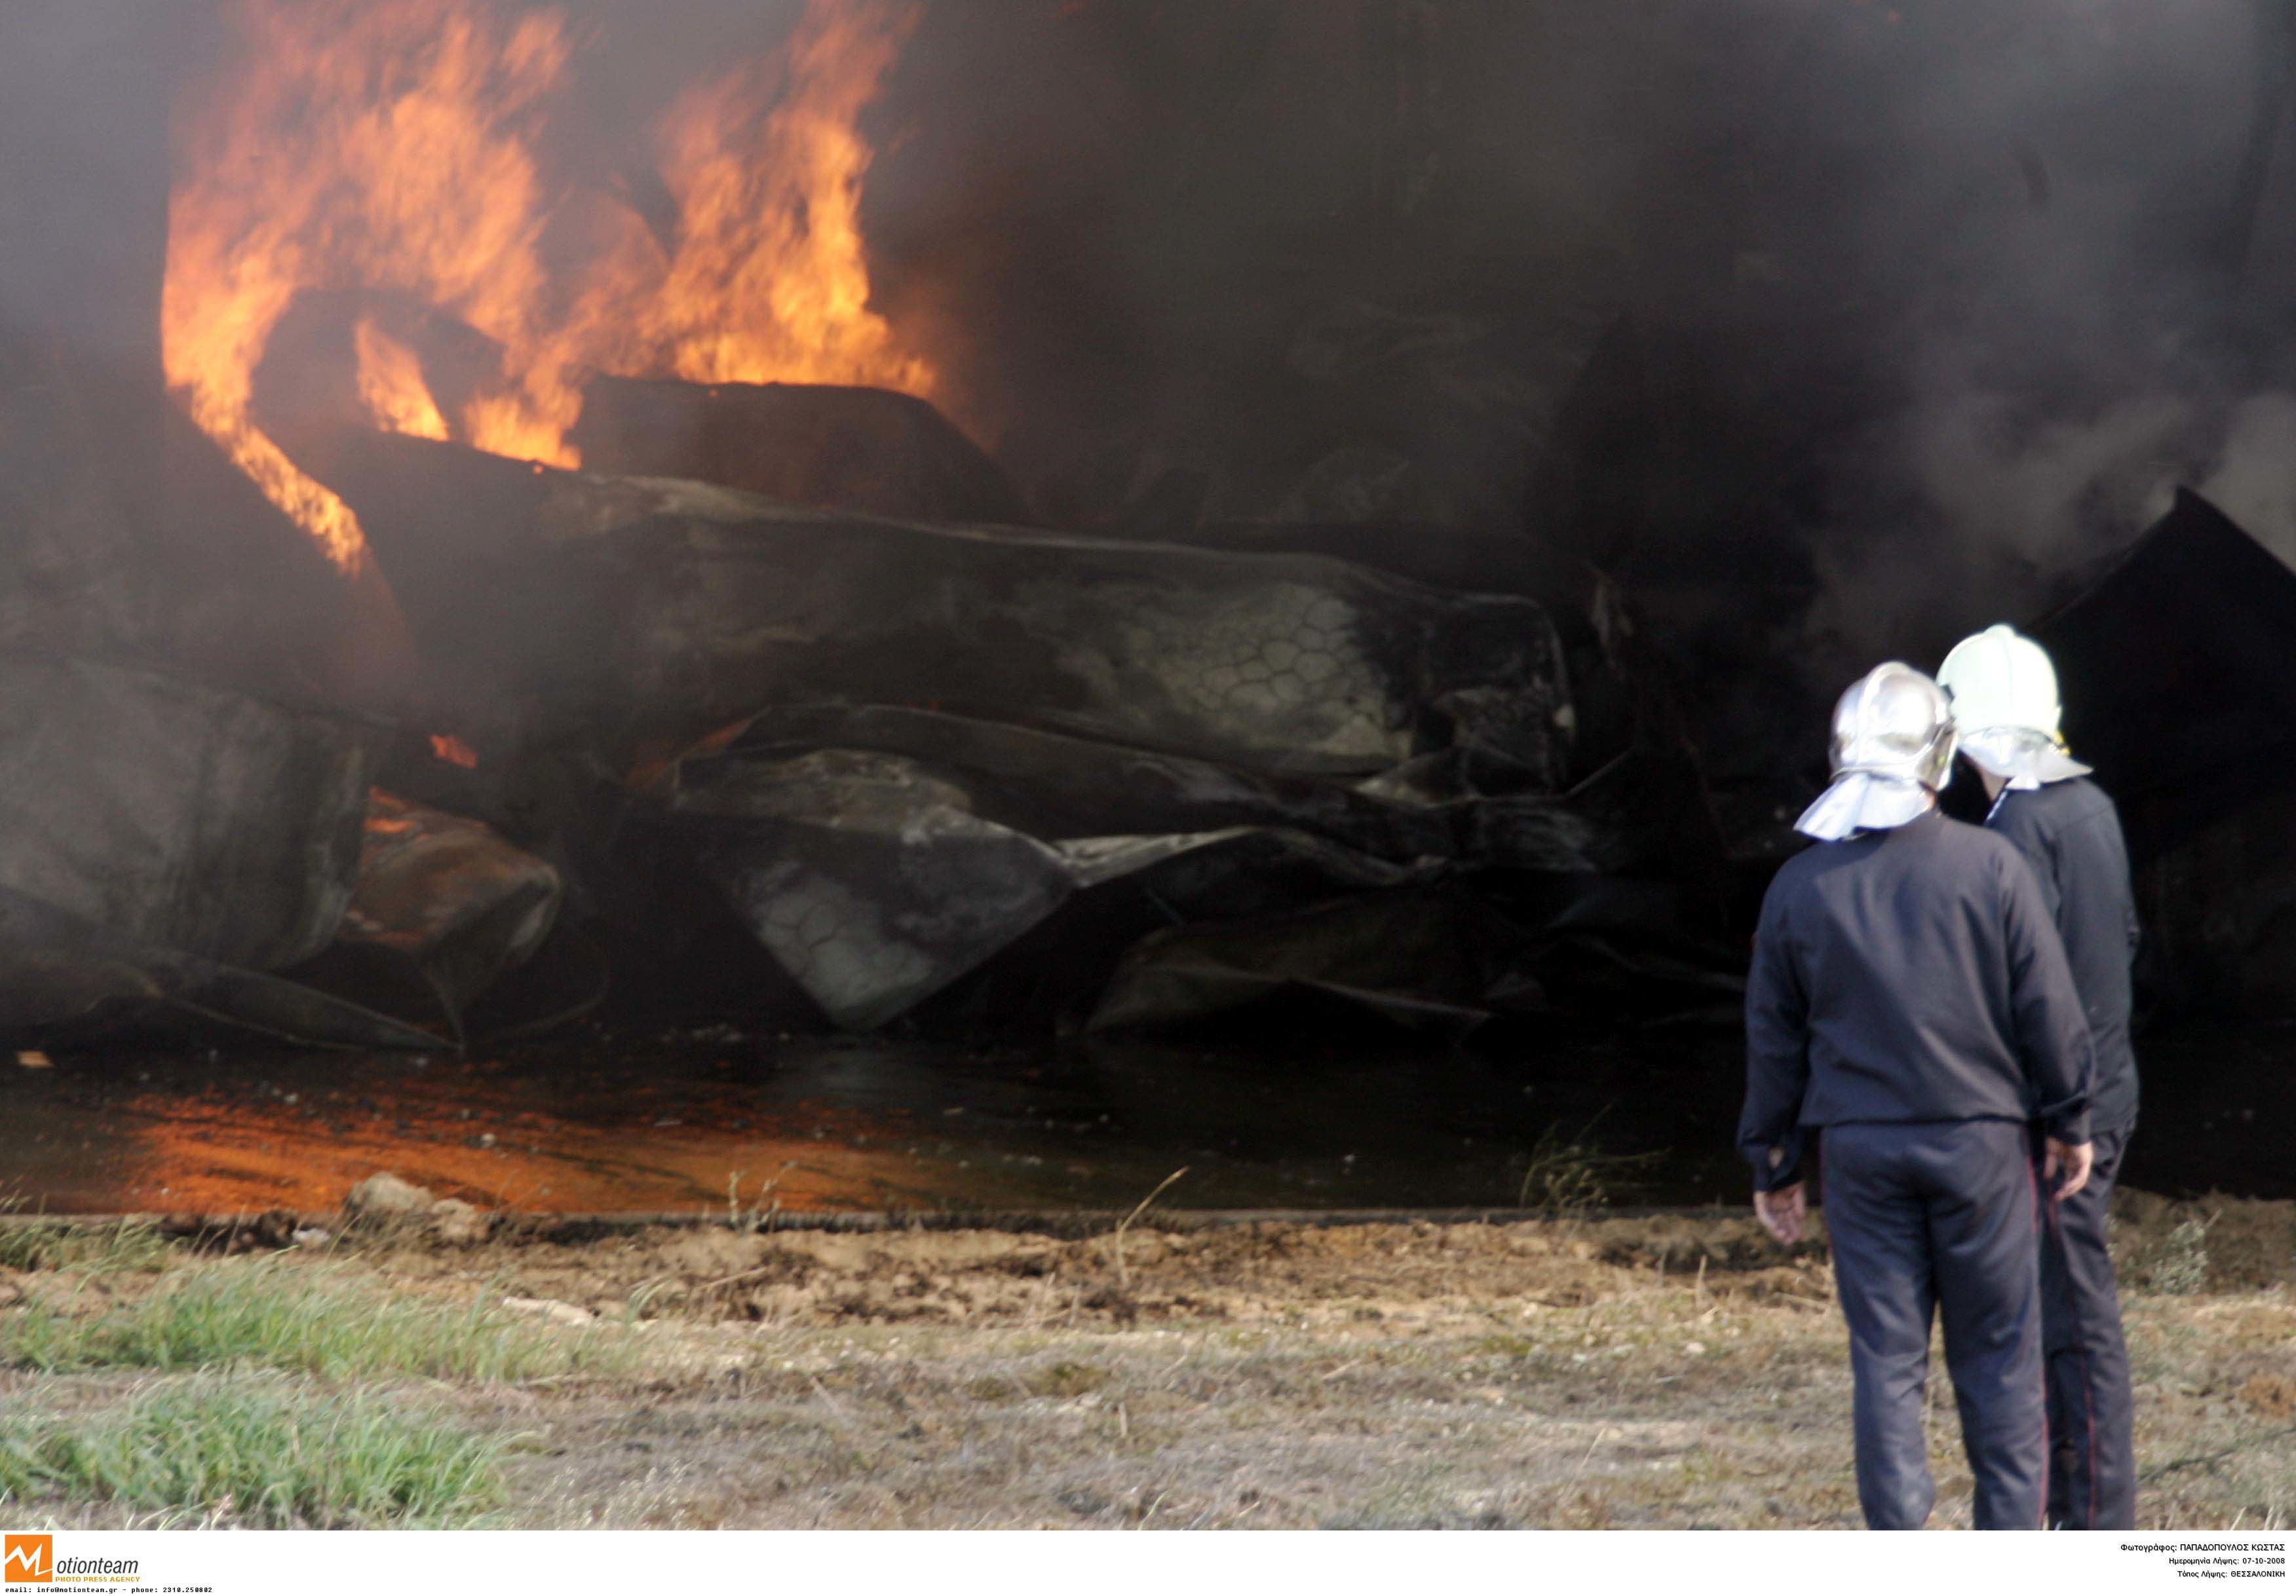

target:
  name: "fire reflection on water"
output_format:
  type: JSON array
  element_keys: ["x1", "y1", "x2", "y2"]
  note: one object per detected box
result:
[
  {"x1": 6, "y1": 1060, "x2": 1045, "y2": 1217},
  {"x1": 0, "y1": 1035, "x2": 1761, "y2": 1219},
  {"x1": 92, "y1": 1093, "x2": 949, "y2": 1215}
]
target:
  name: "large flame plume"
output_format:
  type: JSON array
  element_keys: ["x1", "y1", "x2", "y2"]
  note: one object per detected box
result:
[{"x1": 164, "y1": 0, "x2": 932, "y2": 571}]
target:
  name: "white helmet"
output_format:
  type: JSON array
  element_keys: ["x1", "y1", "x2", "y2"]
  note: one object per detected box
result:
[
  {"x1": 1936, "y1": 624, "x2": 2090, "y2": 789},
  {"x1": 1795, "y1": 662, "x2": 1955, "y2": 840}
]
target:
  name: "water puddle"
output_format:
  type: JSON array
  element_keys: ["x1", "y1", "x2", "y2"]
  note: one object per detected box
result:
[
  {"x1": 2, "y1": 1020, "x2": 2282, "y2": 1215},
  {"x1": 0, "y1": 1025, "x2": 1753, "y2": 1215}
]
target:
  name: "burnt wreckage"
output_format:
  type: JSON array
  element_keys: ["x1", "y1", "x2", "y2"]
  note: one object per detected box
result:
[
  {"x1": 0, "y1": 275, "x2": 1755, "y2": 1050},
  {"x1": 12, "y1": 0, "x2": 2296, "y2": 1058},
  {"x1": 12, "y1": 281, "x2": 2296, "y2": 1054},
  {"x1": 22, "y1": 251, "x2": 2296, "y2": 1054}
]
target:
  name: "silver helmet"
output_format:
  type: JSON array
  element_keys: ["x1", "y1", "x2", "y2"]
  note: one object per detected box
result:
[
  {"x1": 1793, "y1": 662, "x2": 1956, "y2": 841},
  {"x1": 1829, "y1": 661, "x2": 1957, "y2": 790}
]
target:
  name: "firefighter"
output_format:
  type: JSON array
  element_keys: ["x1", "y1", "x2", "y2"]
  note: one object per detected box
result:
[
  {"x1": 1740, "y1": 660, "x2": 2095, "y2": 1530},
  {"x1": 1938, "y1": 623, "x2": 2140, "y2": 1530}
]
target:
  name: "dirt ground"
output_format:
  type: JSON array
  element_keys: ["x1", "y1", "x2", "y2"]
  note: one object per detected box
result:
[{"x1": 6, "y1": 1191, "x2": 2294, "y2": 1529}]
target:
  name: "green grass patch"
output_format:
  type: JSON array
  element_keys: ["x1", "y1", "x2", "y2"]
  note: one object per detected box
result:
[
  {"x1": 1027, "y1": 1360, "x2": 1112, "y2": 1398},
  {"x1": 0, "y1": 1261, "x2": 629, "y2": 1383},
  {"x1": 0, "y1": 1219, "x2": 174, "y2": 1276},
  {"x1": 0, "y1": 1378, "x2": 504, "y2": 1527}
]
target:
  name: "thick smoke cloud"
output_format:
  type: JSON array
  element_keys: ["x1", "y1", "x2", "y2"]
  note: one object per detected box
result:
[
  {"x1": 0, "y1": 4, "x2": 201, "y2": 373},
  {"x1": 1757, "y1": 0, "x2": 2282, "y2": 668},
  {"x1": 14, "y1": 0, "x2": 2296, "y2": 667},
  {"x1": 841, "y1": 1, "x2": 2295, "y2": 672}
]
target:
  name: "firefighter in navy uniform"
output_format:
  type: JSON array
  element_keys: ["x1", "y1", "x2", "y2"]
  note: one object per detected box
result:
[
  {"x1": 1939, "y1": 624, "x2": 2141, "y2": 1530},
  {"x1": 1740, "y1": 661, "x2": 2096, "y2": 1531}
]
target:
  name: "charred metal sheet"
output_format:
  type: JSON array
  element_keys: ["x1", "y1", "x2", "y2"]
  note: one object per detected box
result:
[
  {"x1": 330, "y1": 790, "x2": 564, "y2": 1035},
  {"x1": 708, "y1": 703, "x2": 1648, "y2": 872},
  {"x1": 670, "y1": 748, "x2": 1246, "y2": 1029},
  {"x1": 0, "y1": 339, "x2": 152, "y2": 658},
  {"x1": 1092, "y1": 826, "x2": 1445, "y2": 952},
  {"x1": 157, "y1": 400, "x2": 423, "y2": 712},
  {"x1": 1086, "y1": 887, "x2": 1529, "y2": 1036},
  {"x1": 1088, "y1": 879, "x2": 1742, "y2": 1036},
  {"x1": 652, "y1": 696, "x2": 1713, "y2": 1031},
  {"x1": 715, "y1": 702, "x2": 1436, "y2": 841},
  {"x1": 661, "y1": 740, "x2": 1461, "y2": 1031},
  {"x1": 571, "y1": 376, "x2": 1033, "y2": 526},
  {"x1": 0, "y1": 884, "x2": 438, "y2": 1049},
  {"x1": 0, "y1": 652, "x2": 374, "y2": 972},
  {"x1": 253, "y1": 295, "x2": 1030, "y2": 526},
  {"x1": 280, "y1": 430, "x2": 1572, "y2": 784}
]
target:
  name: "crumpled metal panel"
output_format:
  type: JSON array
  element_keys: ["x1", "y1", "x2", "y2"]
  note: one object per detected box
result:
[
  {"x1": 670, "y1": 747, "x2": 1244, "y2": 1029},
  {"x1": 335, "y1": 789, "x2": 564, "y2": 1029},
  {"x1": 0, "y1": 652, "x2": 373, "y2": 973},
  {"x1": 0, "y1": 341, "x2": 153, "y2": 658},
  {"x1": 716, "y1": 702, "x2": 1628, "y2": 871},
  {"x1": 569, "y1": 376, "x2": 1035, "y2": 527},
  {"x1": 286, "y1": 430, "x2": 1573, "y2": 785},
  {"x1": 0, "y1": 883, "x2": 438, "y2": 1048},
  {"x1": 1086, "y1": 887, "x2": 1514, "y2": 1036},
  {"x1": 252, "y1": 299, "x2": 1033, "y2": 527},
  {"x1": 1087, "y1": 878, "x2": 1744, "y2": 1036},
  {"x1": 653, "y1": 692, "x2": 1717, "y2": 1031}
]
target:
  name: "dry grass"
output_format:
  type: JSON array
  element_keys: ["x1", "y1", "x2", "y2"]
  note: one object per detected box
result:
[{"x1": 1, "y1": 1196, "x2": 2290, "y2": 1529}]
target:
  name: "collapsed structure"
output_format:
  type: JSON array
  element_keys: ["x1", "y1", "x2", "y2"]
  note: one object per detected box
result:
[
  {"x1": 9, "y1": 1, "x2": 2296, "y2": 1060},
  {"x1": 33, "y1": 276, "x2": 2296, "y2": 1055},
  {"x1": 4, "y1": 313, "x2": 1742, "y2": 1047}
]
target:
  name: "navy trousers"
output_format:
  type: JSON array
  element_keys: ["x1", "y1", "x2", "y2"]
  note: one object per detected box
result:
[
  {"x1": 1821, "y1": 1120, "x2": 2046, "y2": 1530},
  {"x1": 2042, "y1": 1126, "x2": 2136, "y2": 1530}
]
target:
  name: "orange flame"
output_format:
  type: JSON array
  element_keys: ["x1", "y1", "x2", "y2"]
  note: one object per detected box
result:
[
  {"x1": 164, "y1": 0, "x2": 931, "y2": 571},
  {"x1": 594, "y1": 0, "x2": 932, "y2": 394},
  {"x1": 429, "y1": 732, "x2": 480, "y2": 769},
  {"x1": 354, "y1": 318, "x2": 450, "y2": 441}
]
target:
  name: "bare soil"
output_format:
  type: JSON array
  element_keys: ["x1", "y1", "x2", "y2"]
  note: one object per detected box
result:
[{"x1": 5, "y1": 1192, "x2": 2293, "y2": 1529}]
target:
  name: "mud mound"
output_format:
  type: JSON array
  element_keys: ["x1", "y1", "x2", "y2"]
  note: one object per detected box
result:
[{"x1": 358, "y1": 1213, "x2": 1834, "y2": 1329}]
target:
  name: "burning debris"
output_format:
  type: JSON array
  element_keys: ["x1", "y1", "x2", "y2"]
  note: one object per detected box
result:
[
  {"x1": 0, "y1": 344, "x2": 1726, "y2": 1046},
  {"x1": 330, "y1": 791, "x2": 564, "y2": 1039},
  {"x1": 0, "y1": 0, "x2": 1749, "y2": 1051},
  {"x1": 273, "y1": 417, "x2": 1702, "y2": 1037},
  {"x1": 22, "y1": 0, "x2": 2296, "y2": 1059},
  {"x1": 161, "y1": 0, "x2": 936, "y2": 570},
  {"x1": 568, "y1": 377, "x2": 1032, "y2": 526},
  {"x1": 275, "y1": 425, "x2": 1573, "y2": 771},
  {"x1": 247, "y1": 292, "x2": 1026, "y2": 526}
]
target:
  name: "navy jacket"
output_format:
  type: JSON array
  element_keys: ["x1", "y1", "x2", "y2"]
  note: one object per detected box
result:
[
  {"x1": 1740, "y1": 809, "x2": 2095, "y2": 1190},
  {"x1": 1987, "y1": 778, "x2": 2140, "y2": 1134}
]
